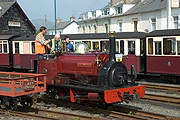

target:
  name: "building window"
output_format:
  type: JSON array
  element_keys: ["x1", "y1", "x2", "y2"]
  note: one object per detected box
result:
[
  {"x1": 173, "y1": 16, "x2": 178, "y2": 29},
  {"x1": 94, "y1": 25, "x2": 97, "y2": 33},
  {"x1": 117, "y1": 7, "x2": 123, "y2": 14},
  {"x1": 128, "y1": 41, "x2": 135, "y2": 55},
  {"x1": 105, "y1": 24, "x2": 108, "y2": 33},
  {"x1": 120, "y1": 40, "x2": 124, "y2": 54},
  {"x1": 88, "y1": 25, "x2": 91, "y2": 33},
  {"x1": 151, "y1": 18, "x2": 156, "y2": 31},
  {"x1": 92, "y1": 11, "x2": 96, "y2": 18},
  {"x1": 154, "y1": 41, "x2": 161, "y2": 55},
  {"x1": 134, "y1": 21, "x2": 138, "y2": 32},
  {"x1": 31, "y1": 42, "x2": 35, "y2": 53},
  {"x1": 103, "y1": 8, "x2": 109, "y2": 15},
  {"x1": 148, "y1": 38, "x2": 153, "y2": 55},
  {"x1": 163, "y1": 38, "x2": 176, "y2": 55},
  {"x1": 83, "y1": 26, "x2": 85, "y2": 33},
  {"x1": 15, "y1": 42, "x2": 19, "y2": 54},
  {"x1": 119, "y1": 23, "x2": 122, "y2": 32}
]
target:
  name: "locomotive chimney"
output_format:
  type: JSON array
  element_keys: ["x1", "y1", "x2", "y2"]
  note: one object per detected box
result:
[{"x1": 109, "y1": 32, "x2": 116, "y2": 61}]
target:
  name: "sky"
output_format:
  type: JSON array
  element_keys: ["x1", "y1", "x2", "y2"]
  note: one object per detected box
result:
[{"x1": 16, "y1": 0, "x2": 109, "y2": 22}]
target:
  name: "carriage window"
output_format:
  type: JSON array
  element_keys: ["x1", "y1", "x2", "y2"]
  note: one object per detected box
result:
[
  {"x1": 163, "y1": 38, "x2": 176, "y2": 55},
  {"x1": 128, "y1": 41, "x2": 135, "y2": 55},
  {"x1": 120, "y1": 40, "x2": 124, "y2": 54},
  {"x1": 15, "y1": 42, "x2": 19, "y2": 54},
  {"x1": 83, "y1": 41, "x2": 91, "y2": 49},
  {"x1": 31, "y1": 42, "x2": 35, "y2": 53},
  {"x1": 0, "y1": 41, "x2": 2, "y2": 53},
  {"x1": 148, "y1": 38, "x2": 153, "y2": 54},
  {"x1": 3, "y1": 41, "x2": 8, "y2": 53},
  {"x1": 177, "y1": 41, "x2": 180, "y2": 55},
  {"x1": 155, "y1": 41, "x2": 161, "y2": 55},
  {"x1": 116, "y1": 41, "x2": 119, "y2": 52},
  {"x1": 92, "y1": 41, "x2": 99, "y2": 51}
]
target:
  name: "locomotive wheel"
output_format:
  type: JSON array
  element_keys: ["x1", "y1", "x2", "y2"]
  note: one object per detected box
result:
[
  {"x1": 109, "y1": 63, "x2": 128, "y2": 87},
  {"x1": 20, "y1": 97, "x2": 33, "y2": 108}
]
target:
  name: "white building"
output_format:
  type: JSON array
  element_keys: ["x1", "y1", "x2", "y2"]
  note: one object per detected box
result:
[
  {"x1": 48, "y1": 17, "x2": 79, "y2": 35},
  {"x1": 78, "y1": 0, "x2": 180, "y2": 33}
]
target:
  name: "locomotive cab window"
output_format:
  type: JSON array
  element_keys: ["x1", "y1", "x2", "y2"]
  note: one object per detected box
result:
[
  {"x1": 154, "y1": 41, "x2": 162, "y2": 55},
  {"x1": 128, "y1": 41, "x2": 135, "y2": 55},
  {"x1": 163, "y1": 38, "x2": 176, "y2": 55}
]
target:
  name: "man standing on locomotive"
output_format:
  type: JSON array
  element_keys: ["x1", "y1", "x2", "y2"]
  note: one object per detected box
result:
[
  {"x1": 51, "y1": 33, "x2": 62, "y2": 54},
  {"x1": 65, "y1": 36, "x2": 74, "y2": 52},
  {"x1": 35, "y1": 26, "x2": 51, "y2": 55}
]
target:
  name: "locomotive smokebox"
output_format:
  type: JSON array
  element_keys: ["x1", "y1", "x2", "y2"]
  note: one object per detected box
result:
[{"x1": 109, "y1": 32, "x2": 116, "y2": 61}]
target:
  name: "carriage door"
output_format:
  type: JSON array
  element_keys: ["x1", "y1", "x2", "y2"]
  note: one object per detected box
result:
[
  {"x1": 140, "y1": 38, "x2": 146, "y2": 73},
  {"x1": 126, "y1": 40, "x2": 137, "y2": 72}
]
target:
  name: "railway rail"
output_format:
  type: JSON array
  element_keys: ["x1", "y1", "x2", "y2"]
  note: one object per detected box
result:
[
  {"x1": 0, "y1": 108, "x2": 104, "y2": 120},
  {"x1": 141, "y1": 82, "x2": 180, "y2": 93}
]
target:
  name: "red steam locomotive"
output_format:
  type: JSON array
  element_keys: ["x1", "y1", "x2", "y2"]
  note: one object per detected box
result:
[{"x1": 38, "y1": 33, "x2": 145, "y2": 104}]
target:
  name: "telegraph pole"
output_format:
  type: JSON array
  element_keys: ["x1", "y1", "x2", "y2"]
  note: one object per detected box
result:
[{"x1": 54, "y1": 0, "x2": 57, "y2": 34}]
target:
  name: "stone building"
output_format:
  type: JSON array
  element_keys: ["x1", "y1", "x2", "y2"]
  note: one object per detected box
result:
[
  {"x1": 0, "y1": 0, "x2": 36, "y2": 35},
  {"x1": 78, "y1": 0, "x2": 180, "y2": 33}
]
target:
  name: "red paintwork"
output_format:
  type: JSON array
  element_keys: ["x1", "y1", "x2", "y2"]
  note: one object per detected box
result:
[
  {"x1": 147, "y1": 56, "x2": 180, "y2": 75},
  {"x1": 57, "y1": 54, "x2": 109, "y2": 76},
  {"x1": 14, "y1": 54, "x2": 37, "y2": 69},
  {"x1": 38, "y1": 53, "x2": 109, "y2": 84},
  {"x1": 122, "y1": 55, "x2": 141, "y2": 73},
  {"x1": 104, "y1": 85, "x2": 145, "y2": 103},
  {"x1": 0, "y1": 54, "x2": 37, "y2": 69},
  {"x1": 38, "y1": 59, "x2": 58, "y2": 85},
  {"x1": 0, "y1": 54, "x2": 9, "y2": 65},
  {"x1": 0, "y1": 71, "x2": 46, "y2": 97}
]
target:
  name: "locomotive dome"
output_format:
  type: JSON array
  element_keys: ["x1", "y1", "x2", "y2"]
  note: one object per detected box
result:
[{"x1": 75, "y1": 42, "x2": 89, "y2": 54}]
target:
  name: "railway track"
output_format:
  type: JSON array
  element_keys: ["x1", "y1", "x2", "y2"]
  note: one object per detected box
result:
[
  {"x1": 139, "y1": 82, "x2": 180, "y2": 93},
  {"x1": 0, "y1": 108, "x2": 104, "y2": 120}
]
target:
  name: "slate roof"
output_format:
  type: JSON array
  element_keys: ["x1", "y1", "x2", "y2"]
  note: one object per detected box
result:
[
  {"x1": 0, "y1": 0, "x2": 36, "y2": 32},
  {"x1": 147, "y1": 29, "x2": 180, "y2": 37},
  {"x1": 0, "y1": 0, "x2": 15, "y2": 17},
  {"x1": 49, "y1": 20, "x2": 77, "y2": 30},
  {"x1": 124, "y1": 0, "x2": 167, "y2": 15}
]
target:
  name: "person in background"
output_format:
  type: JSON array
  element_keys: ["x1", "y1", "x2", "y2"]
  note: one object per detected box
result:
[
  {"x1": 51, "y1": 33, "x2": 62, "y2": 54},
  {"x1": 35, "y1": 26, "x2": 51, "y2": 55},
  {"x1": 65, "y1": 36, "x2": 74, "y2": 52}
]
